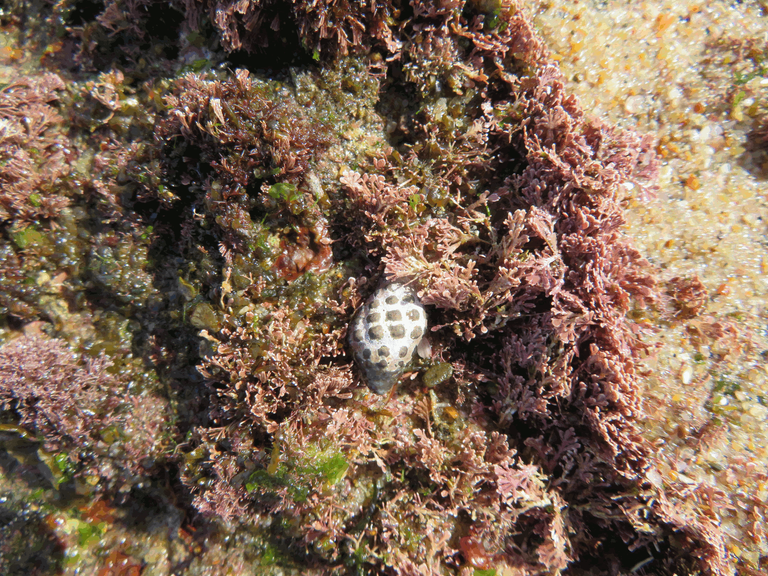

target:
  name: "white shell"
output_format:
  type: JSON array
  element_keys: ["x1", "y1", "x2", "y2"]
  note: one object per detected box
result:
[{"x1": 349, "y1": 282, "x2": 427, "y2": 394}]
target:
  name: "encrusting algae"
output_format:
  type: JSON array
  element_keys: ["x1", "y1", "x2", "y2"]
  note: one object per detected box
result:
[{"x1": 0, "y1": 0, "x2": 764, "y2": 574}]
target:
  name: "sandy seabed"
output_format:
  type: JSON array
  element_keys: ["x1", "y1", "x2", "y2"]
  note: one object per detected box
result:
[{"x1": 535, "y1": 0, "x2": 768, "y2": 568}]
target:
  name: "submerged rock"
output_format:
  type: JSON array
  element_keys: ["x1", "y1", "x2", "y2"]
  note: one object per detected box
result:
[{"x1": 348, "y1": 282, "x2": 427, "y2": 394}]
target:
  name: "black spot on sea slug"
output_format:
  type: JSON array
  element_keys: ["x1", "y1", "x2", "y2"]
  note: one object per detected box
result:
[
  {"x1": 368, "y1": 325, "x2": 385, "y2": 340},
  {"x1": 390, "y1": 325, "x2": 405, "y2": 338},
  {"x1": 386, "y1": 310, "x2": 402, "y2": 322}
]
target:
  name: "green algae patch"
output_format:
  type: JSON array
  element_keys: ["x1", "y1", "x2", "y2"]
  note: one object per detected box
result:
[
  {"x1": 188, "y1": 302, "x2": 222, "y2": 332},
  {"x1": 86, "y1": 236, "x2": 154, "y2": 305},
  {"x1": 247, "y1": 445, "x2": 349, "y2": 502},
  {"x1": 9, "y1": 227, "x2": 46, "y2": 250},
  {"x1": 422, "y1": 362, "x2": 454, "y2": 388},
  {"x1": 44, "y1": 450, "x2": 77, "y2": 489},
  {"x1": 317, "y1": 453, "x2": 349, "y2": 486}
]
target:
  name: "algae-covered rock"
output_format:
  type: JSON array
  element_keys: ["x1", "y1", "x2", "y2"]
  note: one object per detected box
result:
[{"x1": 0, "y1": 0, "x2": 756, "y2": 574}]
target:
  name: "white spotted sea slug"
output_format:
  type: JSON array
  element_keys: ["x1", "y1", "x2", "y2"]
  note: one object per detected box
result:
[{"x1": 348, "y1": 282, "x2": 427, "y2": 394}]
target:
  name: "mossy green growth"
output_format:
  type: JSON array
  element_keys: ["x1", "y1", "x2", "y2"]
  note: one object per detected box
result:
[
  {"x1": 315, "y1": 452, "x2": 349, "y2": 486},
  {"x1": 423, "y1": 362, "x2": 454, "y2": 387},
  {"x1": 75, "y1": 517, "x2": 107, "y2": 547},
  {"x1": 258, "y1": 542, "x2": 290, "y2": 567},
  {"x1": 45, "y1": 450, "x2": 77, "y2": 488},
  {"x1": 189, "y1": 302, "x2": 222, "y2": 331},
  {"x1": 86, "y1": 238, "x2": 154, "y2": 305},
  {"x1": 285, "y1": 448, "x2": 349, "y2": 490},
  {"x1": 10, "y1": 226, "x2": 47, "y2": 250},
  {"x1": 267, "y1": 182, "x2": 301, "y2": 204},
  {"x1": 247, "y1": 444, "x2": 349, "y2": 503}
]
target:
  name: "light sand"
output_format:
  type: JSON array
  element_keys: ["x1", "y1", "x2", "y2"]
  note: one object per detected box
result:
[{"x1": 534, "y1": 0, "x2": 768, "y2": 568}]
